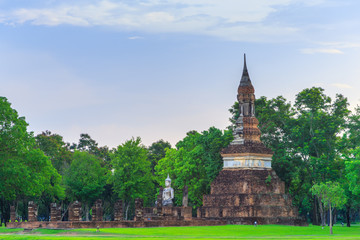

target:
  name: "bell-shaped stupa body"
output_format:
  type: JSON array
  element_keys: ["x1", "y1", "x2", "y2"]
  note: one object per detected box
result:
[{"x1": 222, "y1": 54, "x2": 273, "y2": 169}]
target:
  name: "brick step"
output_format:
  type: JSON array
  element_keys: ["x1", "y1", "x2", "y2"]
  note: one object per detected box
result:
[
  {"x1": 201, "y1": 205, "x2": 298, "y2": 218},
  {"x1": 209, "y1": 169, "x2": 285, "y2": 195},
  {"x1": 203, "y1": 193, "x2": 292, "y2": 207}
]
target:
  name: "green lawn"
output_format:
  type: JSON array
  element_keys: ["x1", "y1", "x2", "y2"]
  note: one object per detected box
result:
[{"x1": 0, "y1": 224, "x2": 359, "y2": 239}]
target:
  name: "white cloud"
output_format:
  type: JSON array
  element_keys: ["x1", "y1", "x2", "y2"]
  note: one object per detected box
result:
[
  {"x1": 301, "y1": 48, "x2": 343, "y2": 54},
  {"x1": 300, "y1": 41, "x2": 360, "y2": 54},
  {"x1": 330, "y1": 83, "x2": 352, "y2": 89},
  {"x1": 128, "y1": 36, "x2": 143, "y2": 40},
  {"x1": 0, "y1": 0, "x2": 320, "y2": 41},
  {"x1": 318, "y1": 42, "x2": 360, "y2": 49},
  {"x1": 145, "y1": 12, "x2": 174, "y2": 23}
]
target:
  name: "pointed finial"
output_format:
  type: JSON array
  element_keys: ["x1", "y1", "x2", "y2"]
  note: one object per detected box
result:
[
  {"x1": 242, "y1": 53, "x2": 248, "y2": 76},
  {"x1": 166, "y1": 174, "x2": 171, "y2": 182},
  {"x1": 244, "y1": 53, "x2": 247, "y2": 69},
  {"x1": 240, "y1": 53, "x2": 251, "y2": 86}
]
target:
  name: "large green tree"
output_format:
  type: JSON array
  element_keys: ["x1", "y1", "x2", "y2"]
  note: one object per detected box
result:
[
  {"x1": 64, "y1": 151, "x2": 107, "y2": 221},
  {"x1": 0, "y1": 97, "x2": 63, "y2": 222},
  {"x1": 111, "y1": 137, "x2": 153, "y2": 219},
  {"x1": 311, "y1": 181, "x2": 347, "y2": 234}
]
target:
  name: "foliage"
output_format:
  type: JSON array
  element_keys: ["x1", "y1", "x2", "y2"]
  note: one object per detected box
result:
[
  {"x1": 155, "y1": 127, "x2": 232, "y2": 207},
  {"x1": 0, "y1": 97, "x2": 64, "y2": 202},
  {"x1": 35, "y1": 130, "x2": 72, "y2": 175},
  {"x1": 147, "y1": 140, "x2": 171, "y2": 174},
  {"x1": 0, "y1": 97, "x2": 31, "y2": 154},
  {"x1": 311, "y1": 181, "x2": 347, "y2": 234},
  {"x1": 110, "y1": 137, "x2": 153, "y2": 218},
  {"x1": 64, "y1": 151, "x2": 107, "y2": 204},
  {"x1": 73, "y1": 133, "x2": 111, "y2": 167},
  {"x1": 345, "y1": 147, "x2": 360, "y2": 195},
  {"x1": 311, "y1": 182, "x2": 346, "y2": 210},
  {"x1": 265, "y1": 174, "x2": 272, "y2": 185}
]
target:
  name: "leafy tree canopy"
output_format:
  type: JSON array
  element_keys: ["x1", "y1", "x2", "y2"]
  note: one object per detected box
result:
[
  {"x1": 0, "y1": 97, "x2": 64, "y2": 202},
  {"x1": 64, "y1": 151, "x2": 107, "y2": 203},
  {"x1": 111, "y1": 137, "x2": 154, "y2": 218},
  {"x1": 345, "y1": 147, "x2": 360, "y2": 196},
  {"x1": 36, "y1": 130, "x2": 72, "y2": 175},
  {"x1": 156, "y1": 127, "x2": 232, "y2": 207},
  {"x1": 147, "y1": 139, "x2": 171, "y2": 174}
]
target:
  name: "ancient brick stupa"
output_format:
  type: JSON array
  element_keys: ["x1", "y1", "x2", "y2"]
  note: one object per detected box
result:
[{"x1": 200, "y1": 55, "x2": 306, "y2": 225}]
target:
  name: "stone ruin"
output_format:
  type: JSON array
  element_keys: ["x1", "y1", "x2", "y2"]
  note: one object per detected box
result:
[
  {"x1": 68, "y1": 201, "x2": 82, "y2": 222},
  {"x1": 28, "y1": 201, "x2": 38, "y2": 222},
  {"x1": 134, "y1": 198, "x2": 144, "y2": 221},
  {"x1": 10, "y1": 206, "x2": 16, "y2": 222},
  {"x1": 142, "y1": 178, "x2": 192, "y2": 222},
  {"x1": 50, "y1": 203, "x2": 62, "y2": 221},
  {"x1": 113, "y1": 200, "x2": 123, "y2": 221},
  {"x1": 91, "y1": 199, "x2": 103, "y2": 222},
  {"x1": 199, "y1": 55, "x2": 306, "y2": 226}
]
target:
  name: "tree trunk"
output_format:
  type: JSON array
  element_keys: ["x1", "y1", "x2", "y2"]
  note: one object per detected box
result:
[
  {"x1": 22, "y1": 199, "x2": 27, "y2": 221},
  {"x1": 125, "y1": 202, "x2": 129, "y2": 220},
  {"x1": 312, "y1": 197, "x2": 319, "y2": 225},
  {"x1": 15, "y1": 201, "x2": 18, "y2": 221},
  {"x1": 332, "y1": 208, "x2": 337, "y2": 226},
  {"x1": 85, "y1": 203, "x2": 89, "y2": 221},
  {"x1": 0, "y1": 198, "x2": 4, "y2": 226},
  {"x1": 329, "y1": 204, "x2": 333, "y2": 235},
  {"x1": 317, "y1": 197, "x2": 325, "y2": 226},
  {"x1": 346, "y1": 205, "x2": 351, "y2": 227},
  {"x1": 61, "y1": 202, "x2": 69, "y2": 221}
]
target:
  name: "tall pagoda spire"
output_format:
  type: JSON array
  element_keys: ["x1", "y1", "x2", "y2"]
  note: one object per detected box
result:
[{"x1": 221, "y1": 55, "x2": 273, "y2": 169}]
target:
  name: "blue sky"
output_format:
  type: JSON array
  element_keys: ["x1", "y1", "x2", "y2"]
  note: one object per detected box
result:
[{"x1": 1, "y1": 0, "x2": 360, "y2": 148}]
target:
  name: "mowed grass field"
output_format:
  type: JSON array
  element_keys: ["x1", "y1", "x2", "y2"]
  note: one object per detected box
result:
[{"x1": 0, "y1": 224, "x2": 360, "y2": 239}]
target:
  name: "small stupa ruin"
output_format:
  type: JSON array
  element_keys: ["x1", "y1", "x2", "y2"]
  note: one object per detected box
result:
[{"x1": 199, "y1": 55, "x2": 306, "y2": 225}]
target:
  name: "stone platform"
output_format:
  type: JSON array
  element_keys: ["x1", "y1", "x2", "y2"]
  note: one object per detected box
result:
[{"x1": 200, "y1": 169, "x2": 307, "y2": 226}]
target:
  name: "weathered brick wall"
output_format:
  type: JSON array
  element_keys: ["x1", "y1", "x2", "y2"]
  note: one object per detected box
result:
[
  {"x1": 143, "y1": 206, "x2": 192, "y2": 221},
  {"x1": 10, "y1": 206, "x2": 16, "y2": 222},
  {"x1": 202, "y1": 169, "x2": 306, "y2": 225},
  {"x1": 203, "y1": 193, "x2": 291, "y2": 207},
  {"x1": 156, "y1": 187, "x2": 163, "y2": 215},
  {"x1": 68, "y1": 201, "x2": 82, "y2": 222},
  {"x1": 134, "y1": 198, "x2": 144, "y2": 221},
  {"x1": 181, "y1": 207, "x2": 192, "y2": 221},
  {"x1": 91, "y1": 199, "x2": 103, "y2": 221},
  {"x1": 50, "y1": 203, "x2": 61, "y2": 221},
  {"x1": 113, "y1": 200, "x2": 123, "y2": 221},
  {"x1": 210, "y1": 169, "x2": 284, "y2": 195},
  {"x1": 28, "y1": 201, "x2": 38, "y2": 222},
  {"x1": 7, "y1": 219, "x2": 227, "y2": 229}
]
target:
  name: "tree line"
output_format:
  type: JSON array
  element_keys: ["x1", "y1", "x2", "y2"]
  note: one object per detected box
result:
[{"x1": 0, "y1": 86, "x2": 359, "y2": 226}]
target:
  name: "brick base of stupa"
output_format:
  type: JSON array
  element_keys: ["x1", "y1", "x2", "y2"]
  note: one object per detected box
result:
[{"x1": 200, "y1": 169, "x2": 307, "y2": 226}]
